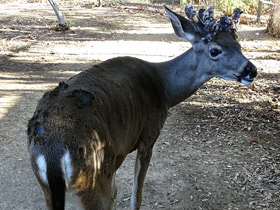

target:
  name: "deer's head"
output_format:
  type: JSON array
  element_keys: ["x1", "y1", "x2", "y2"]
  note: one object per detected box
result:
[{"x1": 164, "y1": 5, "x2": 257, "y2": 85}]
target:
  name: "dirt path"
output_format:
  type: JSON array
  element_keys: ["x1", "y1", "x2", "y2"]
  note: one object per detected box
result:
[{"x1": 0, "y1": 1, "x2": 280, "y2": 210}]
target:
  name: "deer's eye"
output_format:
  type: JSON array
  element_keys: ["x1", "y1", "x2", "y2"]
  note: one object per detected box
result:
[{"x1": 209, "y1": 48, "x2": 222, "y2": 58}]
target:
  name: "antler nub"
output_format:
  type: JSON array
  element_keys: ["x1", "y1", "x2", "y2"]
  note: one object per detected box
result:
[
  {"x1": 218, "y1": 15, "x2": 233, "y2": 32},
  {"x1": 232, "y1": 8, "x2": 243, "y2": 30},
  {"x1": 201, "y1": 7, "x2": 220, "y2": 41},
  {"x1": 232, "y1": 8, "x2": 243, "y2": 21},
  {"x1": 184, "y1": 5, "x2": 205, "y2": 36},
  {"x1": 185, "y1": 5, "x2": 196, "y2": 20}
]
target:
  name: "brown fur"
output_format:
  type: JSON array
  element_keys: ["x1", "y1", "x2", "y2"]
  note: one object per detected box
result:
[{"x1": 28, "y1": 57, "x2": 168, "y2": 209}]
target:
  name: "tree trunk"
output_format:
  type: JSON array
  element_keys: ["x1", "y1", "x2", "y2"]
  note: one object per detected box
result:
[
  {"x1": 48, "y1": 0, "x2": 65, "y2": 26},
  {"x1": 267, "y1": 1, "x2": 280, "y2": 37}
]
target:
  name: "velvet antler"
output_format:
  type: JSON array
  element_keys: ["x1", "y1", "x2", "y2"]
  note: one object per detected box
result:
[{"x1": 184, "y1": 5, "x2": 242, "y2": 42}]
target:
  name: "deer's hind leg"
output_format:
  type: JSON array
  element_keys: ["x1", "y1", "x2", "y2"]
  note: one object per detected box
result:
[
  {"x1": 131, "y1": 140, "x2": 153, "y2": 210},
  {"x1": 75, "y1": 173, "x2": 117, "y2": 210},
  {"x1": 73, "y1": 148, "x2": 118, "y2": 210}
]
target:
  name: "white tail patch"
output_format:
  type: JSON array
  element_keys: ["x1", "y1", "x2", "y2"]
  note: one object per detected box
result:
[
  {"x1": 36, "y1": 155, "x2": 48, "y2": 184},
  {"x1": 61, "y1": 150, "x2": 72, "y2": 188}
]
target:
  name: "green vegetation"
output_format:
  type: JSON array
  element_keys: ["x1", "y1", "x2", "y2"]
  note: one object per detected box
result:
[{"x1": 52, "y1": 22, "x2": 71, "y2": 31}]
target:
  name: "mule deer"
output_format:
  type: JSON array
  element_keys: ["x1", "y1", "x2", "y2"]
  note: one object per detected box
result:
[{"x1": 27, "y1": 5, "x2": 257, "y2": 210}]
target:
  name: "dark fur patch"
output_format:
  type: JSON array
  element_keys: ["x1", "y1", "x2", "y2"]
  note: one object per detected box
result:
[
  {"x1": 71, "y1": 89, "x2": 95, "y2": 105},
  {"x1": 58, "y1": 81, "x2": 68, "y2": 91},
  {"x1": 78, "y1": 146, "x2": 85, "y2": 158},
  {"x1": 49, "y1": 90, "x2": 59, "y2": 99}
]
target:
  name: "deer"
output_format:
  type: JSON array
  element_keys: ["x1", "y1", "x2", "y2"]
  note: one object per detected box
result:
[{"x1": 27, "y1": 5, "x2": 257, "y2": 210}]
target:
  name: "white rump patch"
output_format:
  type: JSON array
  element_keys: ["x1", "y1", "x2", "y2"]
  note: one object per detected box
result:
[
  {"x1": 61, "y1": 150, "x2": 72, "y2": 188},
  {"x1": 36, "y1": 155, "x2": 48, "y2": 184}
]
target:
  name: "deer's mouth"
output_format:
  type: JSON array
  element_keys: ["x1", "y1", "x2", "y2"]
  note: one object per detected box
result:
[
  {"x1": 236, "y1": 74, "x2": 254, "y2": 85},
  {"x1": 241, "y1": 77, "x2": 254, "y2": 85}
]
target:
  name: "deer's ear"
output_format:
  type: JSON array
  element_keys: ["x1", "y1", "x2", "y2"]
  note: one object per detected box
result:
[{"x1": 164, "y1": 5, "x2": 199, "y2": 43}]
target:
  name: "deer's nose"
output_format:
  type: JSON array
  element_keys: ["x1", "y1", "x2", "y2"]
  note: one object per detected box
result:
[{"x1": 242, "y1": 61, "x2": 257, "y2": 79}]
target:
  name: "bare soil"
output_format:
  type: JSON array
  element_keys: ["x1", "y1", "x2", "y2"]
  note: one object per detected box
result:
[{"x1": 0, "y1": 1, "x2": 280, "y2": 210}]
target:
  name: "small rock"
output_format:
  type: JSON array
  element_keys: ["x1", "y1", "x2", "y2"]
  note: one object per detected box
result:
[
  {"x1": 212, "y1": 96, "x2": 220, "y2": 101},
  {"x1": 250, "y1": 138, "x2": 258, "y2": 144},
  {"x1": 273, "y1": 86, "x2": 280, "y2": 94}
]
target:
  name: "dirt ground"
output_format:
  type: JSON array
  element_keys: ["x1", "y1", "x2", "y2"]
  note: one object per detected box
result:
[{"x1": 0, "y1": 1, "x2": 280, "y2": 210}]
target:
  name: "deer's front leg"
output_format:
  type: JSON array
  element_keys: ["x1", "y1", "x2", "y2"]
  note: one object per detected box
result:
[{"x1": 131, "y1": 143, "x2": 153, "y2": 210}]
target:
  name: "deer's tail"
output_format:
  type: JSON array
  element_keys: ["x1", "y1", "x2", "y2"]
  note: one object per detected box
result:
[
  {"x1": 47, "y1": 156, "x2": 66, "y2": 210},
  {"x1": 31, "y1": 144, "x2": 72, "y2": 210}
]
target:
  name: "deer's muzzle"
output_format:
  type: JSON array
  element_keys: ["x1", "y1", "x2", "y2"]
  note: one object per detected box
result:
[{"x1": 238, "y1": 61, "x2": 257, "y2": 85}]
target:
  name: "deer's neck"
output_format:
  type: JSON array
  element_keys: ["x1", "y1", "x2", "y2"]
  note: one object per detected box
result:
[{"x1": 155, "y1": 48, "x2": 212, "y2": 107}]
